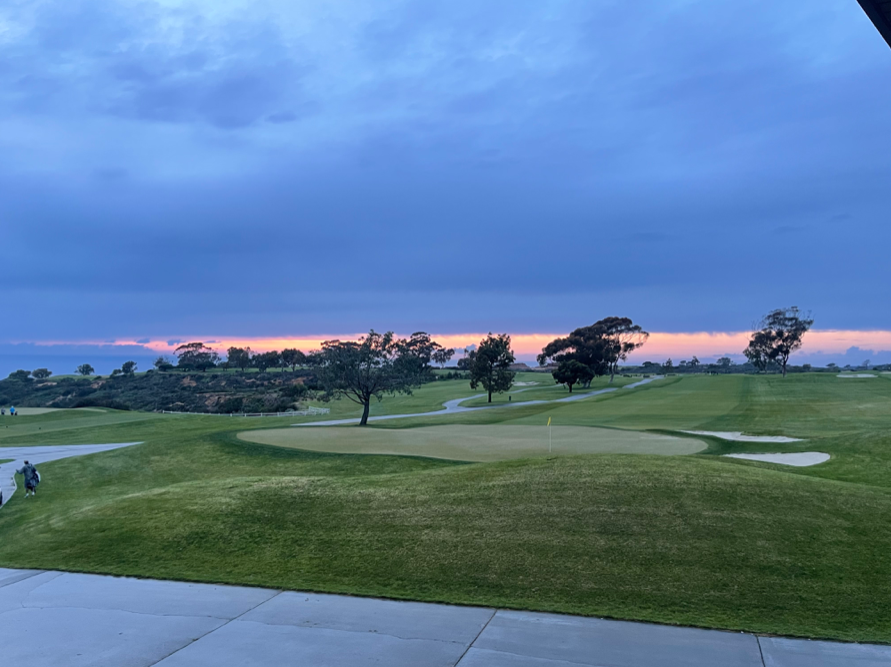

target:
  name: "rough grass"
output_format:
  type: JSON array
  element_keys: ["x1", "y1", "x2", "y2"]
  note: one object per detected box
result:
[{"x1": 2, "y1": 373, "x2": 891, "y2": 642}]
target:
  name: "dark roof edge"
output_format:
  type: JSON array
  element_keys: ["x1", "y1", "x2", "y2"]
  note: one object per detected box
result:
[{"x1": 856, "y1": 0, "x2": 891, "y2": 48}]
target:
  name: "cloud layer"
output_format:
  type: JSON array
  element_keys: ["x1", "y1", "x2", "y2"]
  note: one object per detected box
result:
[{"x1": 1, "y1": 0, "x2": 889, "y2": 342}]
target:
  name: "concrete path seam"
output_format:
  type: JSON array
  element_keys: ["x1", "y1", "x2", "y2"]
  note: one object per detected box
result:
[
  {"x1": 19, "y1": 603, "x2": 243, "y2": 622},
  {"x1": 453, "y1": 608, "x2": 497, "y2": 665},
  {"x1": 232, "y1": 617, "x2": 478, "y2": 645},
  {"x1": 146, "y1": 589, "x2": 285, "y2": 666},
  {"x1": 756, "y1": 635, "x2": 767, "y2": 667},
  {"x1": 0, "y1": 569, "x2": 44, "y2": 589}
]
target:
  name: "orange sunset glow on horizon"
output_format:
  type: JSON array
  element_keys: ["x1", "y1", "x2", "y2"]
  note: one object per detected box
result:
[{"x1": 31, "y1": 329, "x2": 891, "y2": 362}]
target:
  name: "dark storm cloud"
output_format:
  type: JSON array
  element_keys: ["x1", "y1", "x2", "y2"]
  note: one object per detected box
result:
[{"x1": 0, "y1": 0, "x2": 889, "y2": 342}]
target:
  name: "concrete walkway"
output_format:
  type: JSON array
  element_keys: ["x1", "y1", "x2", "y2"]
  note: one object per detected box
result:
[
  {"x1": 298, "y1": 376, "x2": 664, "y2": 427},
  {"x1": 0, "y1": 443, "x2": 142, "y2": 506},
  {"x1": 0, "y1": 569, "x2": 888, "y2": 666}
]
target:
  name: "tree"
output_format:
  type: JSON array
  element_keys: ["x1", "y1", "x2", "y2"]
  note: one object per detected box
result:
[
  {"x1": 468, "y1": 333, "x2": 516, "y2": 403},
  {"x1": 31, "y1": 368, "x2": 52, "y2": 380},
  {"x1": 281, "y1": 348, "x2": 306, "y2": 372},
  {"x1": 7, "y1": 370, "x2": 31, "y2": 382},
  {"x1": 716, "y1": 357, "x2": 733, "y2": 368},
  {"x1": 253, "y1": 350, "x2": 281, "y2": 373},
  {"x1": 226, "y1": 347, "x2": 252, "y2": 373},
  {"x1": 396, "y1": 332, "x2": 443, "y2": 382},
  {"x1": 121, "y1": 360, "x2": 137, "y2": 376},
  {"x1": 689, "y1": 356, "x2": 700, "y2": 368},
  {"x1": 175, "y1": 342, "x2": 220, "y2": 372},
  {"x1": 538, "y1": 316, "x2": 649, "y2": 385},
  {"x1": 552, "y1": 359, "x2": 594, "y2": 393},
  {"x1": 743, "y1": 330, "x2": 772, "y2": 373},
  {"x1": 663, "y1": 358, "x2": 673, "y2": 369},
  {"x1": 76, "y1": 363, "x2": 95, "y2": 376},
  {"x1": 744, "y1": 307, "x2": 814, "y2": 378},
  {"x1": 432, "y1": 347, "x2": 455, "y2": 368},
  {"x1": 309, "y1": 330, "x2": 434, "y2": 425},
  {"x1": 153, "y1": 357, "x2": 174, "y2": 372}
]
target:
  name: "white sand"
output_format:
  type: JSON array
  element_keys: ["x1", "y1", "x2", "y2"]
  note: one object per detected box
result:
[
  {"x1": 724, "y1": 452, "x2": 829, "y2": 467},
  {"x1": 837, "y1": 374, "x2": 876, "y2": 378},
  {"x1": 682, "y1": 430, "x2": 803, "y2": 443}
]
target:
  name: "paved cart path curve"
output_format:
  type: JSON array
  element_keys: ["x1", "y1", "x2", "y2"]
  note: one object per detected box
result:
[
  {"x1": 0, "y1": 568, "x2": 886, "y2": 666},
  {"x1": 0, "y1": 442, "x2": 142, "y2": 507},
  {"x1": 297, "y1": 376, "x2": 664, "y2": 427}
]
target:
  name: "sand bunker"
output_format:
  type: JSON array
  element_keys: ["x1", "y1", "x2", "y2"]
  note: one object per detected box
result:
[
  {"x1": 724, "y1": 452, "x2": 829, "y2": 467},
  {"x1": 837, "y1": 374, "x2": 876, "y2": 378},
  {"x1": 682, "y1": 431, "x2": 803, "y2": 443}
]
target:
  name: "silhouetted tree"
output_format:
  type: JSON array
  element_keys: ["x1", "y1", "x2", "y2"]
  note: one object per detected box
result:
[
  {"x1": 175, "y1": 342, "x2": 220, "y2": 372},
  {"x1": 153, "y1": 357, "x2": 174, "y2": 372},
  {"x1": 253, "y1": 350, "x2": 281, "y2": 373},
  {"x1": 744, "y1": 307, "x2": 814, "y2": 377},
  {"x1": 281, "y1": 348, "x2": 306, "y2": 372},
  {"x1": 121, "y1": 361, "x2": 137, "y2": 376},
  {"x1": 552, "y1": 359, "x2": 594, "y2": 392},
  {"x1": 226, "y1": 347, "x2": 252, "y2": 373},
  {"x1": 76, "y1": 363, "x2": 95, "y2": 376},
  {"x1": 31, "y1": 368, "x2": 52, "y2": 380},
  {"x1": 309, "y1": 331, "x2": 436, "y2": 425},
  {"x1": 468, "y1": 333, "x2": 516, "y2": 403}
]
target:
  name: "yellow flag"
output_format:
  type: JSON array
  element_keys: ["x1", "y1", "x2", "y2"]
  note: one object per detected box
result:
[{"x1": 547, "y1": 417, "x2": 551, "y2": 426}]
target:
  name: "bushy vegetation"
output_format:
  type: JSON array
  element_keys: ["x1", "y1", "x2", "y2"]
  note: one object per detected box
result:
[{"x1": 0, "y1": 369, "x2": 312, "y2": 413}]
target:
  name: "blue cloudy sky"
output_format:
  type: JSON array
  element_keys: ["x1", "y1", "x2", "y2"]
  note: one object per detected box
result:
[{"x1": 1, "y1": 0, "x2": 890, "y2": 372}]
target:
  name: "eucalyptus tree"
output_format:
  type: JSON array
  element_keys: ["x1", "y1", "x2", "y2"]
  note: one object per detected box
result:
[
  {"x1": 744, "y1": 307, "x2": 814, "y2": 377},
  {"x1": 309, "y1": 330, "x2": 440, "y2": 425}
]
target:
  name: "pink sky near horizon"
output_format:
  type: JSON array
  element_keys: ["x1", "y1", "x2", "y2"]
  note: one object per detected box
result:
[{"x1": 24, "y1": 330, "x2": 891, "y2": 361}]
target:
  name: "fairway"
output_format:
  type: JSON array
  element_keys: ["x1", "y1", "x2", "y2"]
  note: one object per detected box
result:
[
  {"x1": 4, "y1": 373, "x2": 891, "y2": 643},
  {"x1": 238, "y1": 424, "x2": 705, "y2": 461}
]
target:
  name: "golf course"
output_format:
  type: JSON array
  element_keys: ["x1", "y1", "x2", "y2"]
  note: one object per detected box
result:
[{"x1": 2, "y1": 371, "x2": 891, "y2": 643}]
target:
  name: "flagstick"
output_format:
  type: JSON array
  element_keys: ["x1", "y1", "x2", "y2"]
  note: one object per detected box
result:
[{"x1": 549, "y1": 421, "x2": 552, "y2": 454}]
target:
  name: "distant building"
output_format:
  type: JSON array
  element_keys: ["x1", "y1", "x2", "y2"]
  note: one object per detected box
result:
[{"x1": 857, "y1": 0, "x2": 891, "y2": 48}]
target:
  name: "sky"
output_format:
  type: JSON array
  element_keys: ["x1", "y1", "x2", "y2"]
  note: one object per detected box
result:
[{"x1": 1, "y1": 0, "x2": 890, "y2": 374}]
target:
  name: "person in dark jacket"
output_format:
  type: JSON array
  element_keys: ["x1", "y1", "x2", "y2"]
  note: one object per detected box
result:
[{"x1": 16, "y1": 460, "x2": 39, "y2": 497}]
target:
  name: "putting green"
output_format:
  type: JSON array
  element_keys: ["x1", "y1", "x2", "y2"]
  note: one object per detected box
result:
[{"x1": 238, "y1": 424, "x2": 706, "y2": 461}]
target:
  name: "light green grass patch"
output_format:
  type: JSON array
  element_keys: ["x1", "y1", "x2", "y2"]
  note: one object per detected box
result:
[{"x1": 238, "y1": 424, "x2": 705, "y2": 461}]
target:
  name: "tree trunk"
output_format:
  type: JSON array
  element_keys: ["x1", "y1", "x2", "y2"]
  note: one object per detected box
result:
[
  {"x1": 488, "y1": 389, "x2": 492, "y2": 403},
  {"x1": 568, "y1": 383, "x2": 573, "y2": 393},
  {"x1": 360, "y1": 400, "x2": 371, "y2": 425}
]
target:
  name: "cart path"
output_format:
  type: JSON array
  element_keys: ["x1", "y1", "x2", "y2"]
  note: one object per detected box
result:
[
  {"x1": 0, "y1": 568, "x2": 885, "y2": 666},
  {"x1": 0, "y1": 442, "x2": 142, "y2": 507}
]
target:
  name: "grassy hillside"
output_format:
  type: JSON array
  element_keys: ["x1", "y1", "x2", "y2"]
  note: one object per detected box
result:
[{"x1": 2, "y1": 373, "x2": 891, "y2": 642}]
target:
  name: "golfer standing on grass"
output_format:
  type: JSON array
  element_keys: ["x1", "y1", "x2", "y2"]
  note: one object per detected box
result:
[{"x1": 16, "y1": 460, "x2": 39, "y2": 497}]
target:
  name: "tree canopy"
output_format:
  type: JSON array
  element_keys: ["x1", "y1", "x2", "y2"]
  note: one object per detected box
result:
[
  {"x1": 121, "y1": 360, "x2": 137, "y2": 376},
  {"x1": 253, "y1": 350, "x2": 281, "y2": 373},
  {"x1": 281, "y1": 348, "x2": 306, "y2": 372},
  {"x1": 539, "y1": 317, "x2": 649, "y2": 385},
  {"x1": 226, "y1": 347, "x2": 252, "y2": 373},
  {"x1": 744, "y1": 307, "x2": 814, "y2": 377},
  {"x1": 76, "y1": 363, "x2": 94, "y2": 376},
  {"x1": 175, "y1": 342, "x2": 220, "y2": 372},
  {"x1": 31, "y1": 368, "x2": 52, "y2": 380},
  {"x1": 551, "y1": 359, "x2": 593, "y2": 393},
  {"x1": 309, "y1": 330, "x2": 439, "y2": 425},
  {"x1": 468, "y1": 333, "x2": 516, "y2": 403}
]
